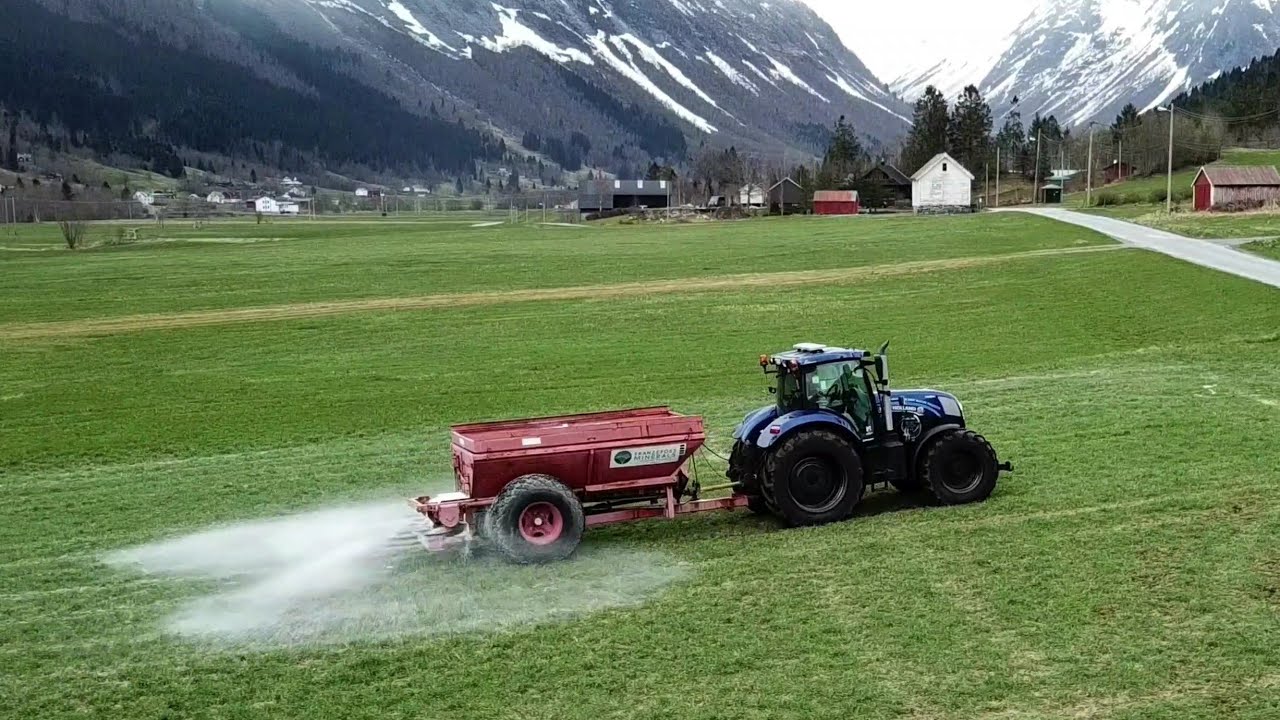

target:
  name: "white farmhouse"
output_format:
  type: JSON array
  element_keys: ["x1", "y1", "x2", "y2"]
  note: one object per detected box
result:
[
  {"x1": 206, "y1": 191, "x2": 226, "y2": 204},
  {"x1": 355, "y1": 187, "x2": 370, "y2": 198},
  {"x1": 133, "y1": 191, "x2": 155, "y2": 206},
  {"x1": 911, "y1": 153, "x2": 974, "y2": 214},
  {"x1": 278, "y1": 199, "x2": 300, "y2": 215},
  {"x1": 254, "y1": 196, "x2": 280, "y2": 214},
  {"x1": 737, "y1": 184, "x2": 765, "y2": 207}
]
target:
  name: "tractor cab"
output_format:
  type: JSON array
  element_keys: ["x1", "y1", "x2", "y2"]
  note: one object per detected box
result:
[
  {"x1": 766, "y1": 344, "x2": 883, "y2": 437},
  {"x1": 728, "y1": 342, "x2": 1011, "y2": 527}
]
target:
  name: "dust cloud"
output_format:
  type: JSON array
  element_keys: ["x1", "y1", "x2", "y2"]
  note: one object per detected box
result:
[{"x1": 104, "y1": 501, "x2": 688, "y2": 649}]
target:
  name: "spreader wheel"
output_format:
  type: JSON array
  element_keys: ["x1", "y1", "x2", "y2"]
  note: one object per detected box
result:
[
  {"x1": 486, "y1": 474, "x2": 584, "y2": 564},
  {"x1": 920, "y1": 430, "x2": 999, "y2": 505},
  {"x1": 763, "y1": 429, "x2": 863, "y2": 527}
]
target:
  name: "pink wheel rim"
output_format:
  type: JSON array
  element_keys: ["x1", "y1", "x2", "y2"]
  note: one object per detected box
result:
[{"x1": 518, "y1": 502, "x2": 564, "y2": 545}]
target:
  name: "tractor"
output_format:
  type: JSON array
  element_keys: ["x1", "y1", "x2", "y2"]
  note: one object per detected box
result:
[{"x1": 728, "y1": 343, "x2": 1012, "y2": 526}]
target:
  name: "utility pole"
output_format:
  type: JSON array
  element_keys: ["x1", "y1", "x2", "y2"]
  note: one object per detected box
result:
[
  {"x1": 995, "y1": 145, "x2": 1001, "y2": 208},
  {"x1": 1158, "y1": 104, "x2": 1175, "y2": 213},
  {"x1": 1086, "y1": 121, "x2": 1099, "y2": 207},
  {"x1": 1032, "y1": 129, "x2": 1042, "y2": 205}
]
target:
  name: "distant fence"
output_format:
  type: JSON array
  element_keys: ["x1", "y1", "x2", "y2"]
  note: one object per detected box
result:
[
  {"x1": 0, "y1": 190, "x2": 588, "y2": 224},
  {"x1": 0, "y1": 198, "x2": 150, "y2": 223}
]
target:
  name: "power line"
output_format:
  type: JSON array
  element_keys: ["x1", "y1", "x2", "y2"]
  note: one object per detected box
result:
[{"x1": 1175, "y1": 106, "x2": 1280, "y2": 123}]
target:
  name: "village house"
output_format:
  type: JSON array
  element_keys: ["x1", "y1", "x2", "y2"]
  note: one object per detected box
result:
[
  {"x1": 281, "y1": 177, "x2": 302, "y2": 188},
  {"x1": 254, "y1": 196, "x2": 280, "y2": 214},
  {"x1": 355, "y1": 187, "x2": 370, "y2": 198},
  {"x1": 278, "y1": 199, "x2": 301, "y2": 215},
  {"x1": 206, "y1": 191, "x2": 226, "y2": 204},
  {"x1": 1192, "y1": 166, "x2": 1280, "y2": 212},
  {"x1": 133, "y1": 191, "x2": 155, "y2": 206},
  {"x1": 737, "y1": 184, "x2": 766, "y2": 208},
  {"x1": 911, "y1": 153, "x2": 974, "y2": 214}
]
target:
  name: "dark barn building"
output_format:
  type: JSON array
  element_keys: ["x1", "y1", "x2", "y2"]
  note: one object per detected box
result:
[
  {"x1": 861, "y1": 162, "x2": 912, "y2": 206},
  {"x1": 767, "y1": 177, "x2": 806, "y2": 214},
  {"x1": 578, "y1": 179, "x2": 672, "y2": 212}
]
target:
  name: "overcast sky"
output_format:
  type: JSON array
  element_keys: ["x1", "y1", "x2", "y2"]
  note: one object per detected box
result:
[{"x1": 801, "y1": 0, "x2": 1035, "y2": 81}]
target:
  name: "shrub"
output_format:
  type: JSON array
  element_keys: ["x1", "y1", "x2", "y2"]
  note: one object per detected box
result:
[
  {"x1": 58, "y1": 221, "x2": 87, "y2": 250},
  {"x1": 1093, "y1": 192, "x2": 1119, "y2": 207},
  {"x1": 1149, "y1": 188, "x2": 1168, "y2": 204},
  {"x1": 469, "y1": 199, "x2": 484, "y2": 211}
]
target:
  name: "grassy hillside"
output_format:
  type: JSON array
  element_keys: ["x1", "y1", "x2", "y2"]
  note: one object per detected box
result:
[
  {"x1": 1070, "y1": 148, "x2": 1280, "y2": 209},
  {"x1": 4, "y1": 215, "x2": 1280, "y2": 719}
]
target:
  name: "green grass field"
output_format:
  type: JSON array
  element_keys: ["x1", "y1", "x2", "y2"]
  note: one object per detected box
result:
[{"x1": 3, "y1": 213, "x2": 1280, "y2": 719}]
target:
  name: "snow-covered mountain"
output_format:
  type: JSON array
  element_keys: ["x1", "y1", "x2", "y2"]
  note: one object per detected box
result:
[
  {"x1": 15, "y1": 0, "x2": 907, "y2": 180},
  {"x1": 888, "y1": 45, "x2": 1010, "y2": 104},
  {"x1": 891, "y1": 0, "x2": 1280, "y2": 126},
  {"x1": 235, "y1": 0, "x2": 908, "y2": 160}
]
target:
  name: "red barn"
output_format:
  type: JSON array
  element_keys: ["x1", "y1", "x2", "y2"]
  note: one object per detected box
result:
[
  {"x1": 1103, "y1": 161, "x2": 1135, "y2": 185},
  {"x1": 813, "y1": 190, "x2": 859, "y2": 215},
  {"x1": 1192, "y1": 166, "x2": 1280, "y2": 212}
]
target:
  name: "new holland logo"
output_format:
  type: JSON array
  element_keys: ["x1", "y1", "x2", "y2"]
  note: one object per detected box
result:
[{"x1": 609, "y1": 443, "x2": 685, "y2": 469}]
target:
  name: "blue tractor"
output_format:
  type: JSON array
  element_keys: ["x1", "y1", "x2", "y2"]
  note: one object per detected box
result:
[{"x1": 728, "y1": 343, "x2": 1012, "y2": 526}]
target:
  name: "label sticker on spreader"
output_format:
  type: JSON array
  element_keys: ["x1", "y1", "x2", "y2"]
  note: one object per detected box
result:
[{"x1": 610, "y1": 443, "x2": 686, "y2": 468}]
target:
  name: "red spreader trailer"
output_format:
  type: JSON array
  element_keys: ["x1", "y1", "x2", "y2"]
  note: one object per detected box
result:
[{"x1": 411, "y1": 407, "x2": 745, "y2": 563}]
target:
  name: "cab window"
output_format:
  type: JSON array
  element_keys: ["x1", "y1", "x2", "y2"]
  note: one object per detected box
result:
[{"x1": 808, "y1": 362, "x2": 872, "y2": 427}]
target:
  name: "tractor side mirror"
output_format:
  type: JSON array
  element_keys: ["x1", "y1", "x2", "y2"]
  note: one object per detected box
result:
[{"x1": 874, "y1": 355, "x2": 889, "y2": 385}]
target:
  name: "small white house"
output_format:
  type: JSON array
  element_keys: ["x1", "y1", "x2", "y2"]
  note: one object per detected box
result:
[
  {"x1": 254, "y1": 196, "x2": 280, "y2": 214},
  {"x1": 206, "y1": 191, "x2": 226, "y2": 204},
  {"x1": 133, "y1": 191, "x2": 155, "y2": 206},
  {"x1": 278, "y1": 199, "x2": 300, "y2": 215},
  {"x1": 738, "y1": 184, "x2": 766, "y2": 207},
  {"x1": 281, "y1": 176, "x2": 302, "y2": 188},
  {"x1": 911, "y1": 152, "x2": 974, "y2": 214},
  {"x1": 355, "y1": 187, "x2": 370, "y2": 198}
]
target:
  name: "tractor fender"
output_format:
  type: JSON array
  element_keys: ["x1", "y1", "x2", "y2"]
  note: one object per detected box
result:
[
  {"x1": 733, "y1": 405, "x2": 779, "y2": 441},
  {"x1": 910, "y1": 423, "x2": 964, "y2": 471},
  {"x1": 754, "y1": 411, "x2": 860, "y2": 450}
]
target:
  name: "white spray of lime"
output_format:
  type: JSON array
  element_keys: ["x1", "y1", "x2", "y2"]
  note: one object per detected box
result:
[{"x1": 105, "y1": 501, "x2": 688, "y2": 649}]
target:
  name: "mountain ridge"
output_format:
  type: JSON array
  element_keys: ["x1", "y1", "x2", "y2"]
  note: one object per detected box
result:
[
  {"x1": 3, "y1": 0, "x2": 908, "y2": 183},
  {"x1": 888, "y1": 0, "x2": 1280, "y2": 126}
]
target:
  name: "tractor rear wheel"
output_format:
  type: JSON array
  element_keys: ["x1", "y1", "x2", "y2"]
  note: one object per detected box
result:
[
  {"x1": 486, "y1": 475, "x2": 585, "y2": 564},
  {"x1": 763, "y1": 430, "x2": 863, "y2": 526},
  {"x1": 920, "y1": 430, "x2": 999, "y2": 505}
]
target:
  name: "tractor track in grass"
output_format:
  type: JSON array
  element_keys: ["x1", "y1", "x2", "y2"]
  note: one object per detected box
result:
[{"x1": 0, "y1": 244, "x2": 1122, "y2": 341}]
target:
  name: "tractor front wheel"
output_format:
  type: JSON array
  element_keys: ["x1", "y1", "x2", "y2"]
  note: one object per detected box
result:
[
  {"x1": 486, "y1": 475, "x2": 585, "y2": 564},
  {"x1": 763, "y1": 430, "x2": 863, "y2": 527},
  {"x1": 920, "y1": 430, "x2": 999, "y2": 505}
]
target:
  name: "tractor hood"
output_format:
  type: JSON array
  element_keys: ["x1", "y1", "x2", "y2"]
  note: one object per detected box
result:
[{"x1": 891, "y1": 390, "x2": 965, "y2": 423}]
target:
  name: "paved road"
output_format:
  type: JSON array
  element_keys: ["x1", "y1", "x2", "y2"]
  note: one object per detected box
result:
[{"x1": 1010, "y1": 207, "x2": 1280, "y2": 290}]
